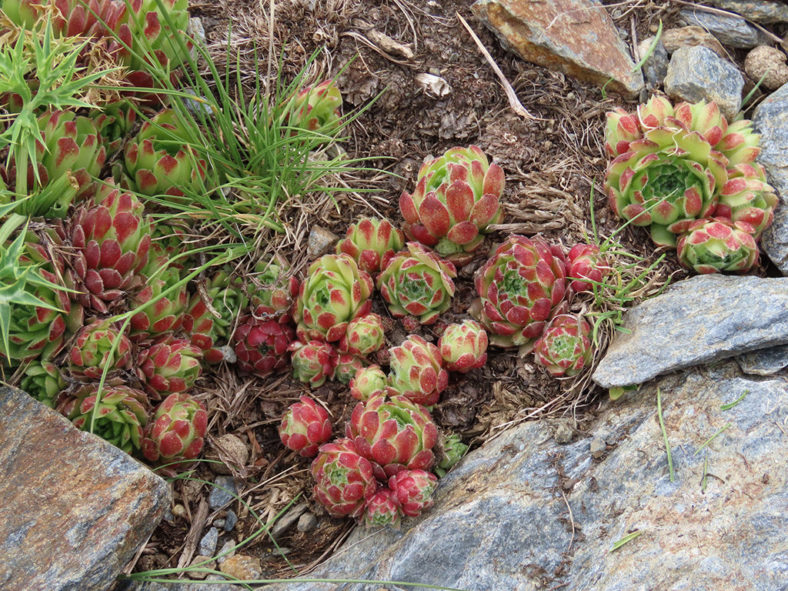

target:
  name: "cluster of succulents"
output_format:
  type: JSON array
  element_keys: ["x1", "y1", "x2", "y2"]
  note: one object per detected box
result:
[{"x1": 604, "y1": 96, "x2": 777, "y2": 273}]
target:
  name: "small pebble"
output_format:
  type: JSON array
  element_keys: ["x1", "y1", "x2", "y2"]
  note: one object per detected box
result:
[
  {"x1": 221, "y1": 554, "x2": 263, "y2": 581},
  {"x1": 209, "y1": 476, "x2": 237, "y2": 509},
  {"x1": 744, "y1": 46, "x2": 788, "y2": 90},
  {"x1": 270, "y1": 502, "x2": 308, "y2": 538},
  {"x1": 216, "y1": 540, "x2": 237, "y2": 564},
  {"x1": 590, "y1": 437, "x2": 607, "y2": 459},
  {"x1": 207, "y1": 434, "x2": 249, "y2": 476},
  {"x1": 296, "y1": 511, "x2": 318, "y2": 533},
  {"x1": 552, "y1": 421, "x2": 574, "y2": 445},
  {"x1": 224, "y1": 510, "x2": 238, "y2": 532},
  {"x1": 188, "y1": 555, "x2": 215, "y2": 579},
  {"x1": 171, "y1": 504, "x2": 186, "y2": 518},
  {"x1": 213, "y1": 519, "x2": 225, "y2": 529},
  {"x1": 198, "y1": 527, "x2": 219, "y2": 556},
  {"x1": 307, "y1": 226, "x2": 339, "y2": 258}
]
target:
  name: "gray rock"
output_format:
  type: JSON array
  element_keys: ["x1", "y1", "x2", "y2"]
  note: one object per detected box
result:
[
  {"x1": 637, "y1": 37, "x2": 669, "y2": 88},
  {"x1": 664, "y1": 45, "x2": 744, "y2": 120},
  {"x1": 307, "y1": 226, "x2": 339, "y2": 258},
  {"x1": 296, "y1": 511, "x2": 318, "y2": 533},
  {"x1": 590, "y1": 437, "x2": 607, "y2": 459},
  {"x1": 678, "y1": 8, "x2": 768, "y2": 48},
  {"x1": 707, "y1": 0, "x2": 788, "y2": 25},
  {"x1": 224, "y1": 509, "x2": 238, "y2": 532},
  {"x1": 118, "y1": 581, "x2": 241, "y2": 591},
  {"x1": 187, "y1": 17, "x2": 206, "y2": 47},
  {"x1": 753, "y1": 82, "x2": 788, "y2": 274},
  {"x1": 270, "y1": 501, "x2": 308, "y2": 539},
  {"x1": 198, "y1": 527, "x2": 219, "y2": 557},
  {"x1": 262, "y1": 361, "x2": 787, "y2": 590},
  {"x1": 737, "y1": 344, "x2": 788, "y2": 375},
  {"x1": 208, "y1": 476, "x2": 237, "y2": 509},
  {"x1": 216, "y1": 540, "x2": 237, "y2": 564},
  {"x1": 592, "y1": 274, "x2": 788, "y2": 388},
  {"x1": 0, "y1": 387, "x2": 170, "y2": 591},
  {"x1": 471, "y1": 0, "x2": 644, "y2": 97}
]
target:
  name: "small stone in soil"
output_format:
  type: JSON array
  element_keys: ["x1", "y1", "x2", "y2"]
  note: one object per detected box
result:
[
  {"x1": 207, "y1": 433, "x2": 250, "y2": 475},
  {"x1": 297, "y1": 511, "x2": 319, "y2": 533},
  {"x1": 213, "y1": 519, "x2": 225, "y2": 528},
  {"x1": 270, "y1": 501, "x2": 308, "y2": 538},
  {"x1": 209, "y1": 476, "x2": 237, "y2": 509},
  {"x1": 224, "y1": 510, "x2": 238, "y2": 532},
  {"x1": 199, "y1": 527, "x2": 219, "y2": 557},
  {"x1": 552, "y1": 420, "x2": 574, "y2": 444},
  {"x1": 217, "y1": 540, "x2": 237, "y2": 564},
  {"x1": 307, "y1": 226, "x2": 339, "y2": 258},
  {"x1": 188, "y1": 556, "x2": 215, "y2": 579},
  {"x1": 220, "y1": 554, "x2": 263, "y2": 581},
  {"x1": 590, "y1": 437, "x2": 607, "y2": 459}
]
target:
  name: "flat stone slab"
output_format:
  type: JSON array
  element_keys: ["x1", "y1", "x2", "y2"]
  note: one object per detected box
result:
[
  {"x1": 707, "y1": 0, "x2": 788, "y2": 24},
  {"x1": 592, "y1": 274, "x2": 788, "y2": 389},
  {"x1": 261, "y1": 361, "x2": 787, "y2": 590},
  {"x1": 0, "y1": 387, "x2": 171, "y2": 591},
  {"x1": 754, "y1": 82, "x2": 788, "y2": 274},
  {"x1": 677, "y1": 7, "x2": 767, "y2": 48},
  {"x1": 471, "y1": 0, "x2": 644, "y2": 97},
  {"x1": 737, "y1": 344, "x2": 788, "y2": 375}
]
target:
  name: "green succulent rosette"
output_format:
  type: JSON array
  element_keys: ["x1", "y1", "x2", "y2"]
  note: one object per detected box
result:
[
  {"x1": 715, "y1": 163, "x2": 778, "y2": 239},
  {"x1": 68, "y1": 319, "x2": 132, "y2": 380},
  {"x1": 21, "y1": 359, "x2": 65, "y2": 408},
  {"x1": 377, "y1": 242, "x2": 456, "y2": 325},
  {"x1": 434, "y1": 432, "x2": 468, "y2": 478},
  {"x1": 249, "y1": 259, "x2": 299, "y2": 321},
  {"x1": 287, "y1": 80, "x2": 343, "y2": 133},
  {"x1": 676, "y1": 217, "x2": 759, "y2": 274},
  {"x1": 336, "y1": 217, "x2": 404, "y2": 274},
  {"x1": 533, "y1": 314, "x2": 593, "y2": 378}
]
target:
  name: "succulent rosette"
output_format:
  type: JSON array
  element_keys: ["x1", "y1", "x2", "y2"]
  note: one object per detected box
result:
[
  {"x1": 347, "y1": 391, "x2": 439, "y2": 479},
  {"x1": 68, "y1": 320, "x2": 132, "y2": 380},
  {"x1": 438, "y1": 320, "x2": 488, "y2": 373},
  {"x1": 349, "y1": 365, "x2": 388, "y2": 402},
  {"x1": 311, "y1": 437, "x2": 378, "y2": 518},
  {"x1": 58, "y1": 384, "x2": 149, "y2": 454},
  {"x1": 124, "y1": 109, "x2": 208, "y2": 197},
  {"x1": 332, "y1": 353, "x2": 366, "y2": 385},
  {"x1": 533, "y1": 314, "x2": 593, "y2": 378},
  {"x1": 717, "y1": 118, "x2": 761, "y2": 167},
  {"x1": 336, "y1": 217, "x2": 404, "y2": 274},
  {"x1": 388, "y1": 335, "x2": 448, "y2": 407},
  {"x1": 2, "y1": 238, "x2": 74, "y2": 364},
  {"x1": 715, "y1": 163, "x2": 778, "y2": 238},
  {"x1": 93, "y1": 100, "x2": 138, "y2": 158},
  {"x1": 676, "y1": 218, "x2": 759, "y2": 274},
  {"x1": 567, "y1": 243, "x2": 609, "y2": 293},
  {"x1": 340, "y1": 313, "x2": 385, "y2": 357},
  {"x1": 434, "y1": 432, "x2": 468, "y2": 478},
  {"x1": 279, "y1": 396, "x2": 333, "y2": 458},
  {"x1": 473, "y1": 235, "x2": 567, "y2": 351},
  {"x1": 249, "y1": 260, "x2": 300, "y2": 322},
  {"x1": 363, "y1": 488, "x2": 402, "y2": 528},
  {"x1": 399, "y1": 145, "x2": 504, "y2": 263},
  {"x1": 70, "y1": 184, "x2": 151, "y2": 313},
  {"x1": 141, "y1": 393, "x2": 208, "y2": 466},
  {"x1": 289, "y1": 340, "x2": 337, "y2": 388},
  {"x1": 378, "y1": 243, "x2": 456, "y2": 325},
  {"x1": 233, "y1": 316, "x2": 295, "y2": 377},
  {"x1": 21, "y1": 360, "x2": 65, "y2": 408},
  {"x1": 183, "y1": 267, "x2": 250, "y2": 364},
  {"x1": 294, "y1": 254, "x2": 373, "y2": 342},
  {"x1": 388, "y1": 469, "x2": 438, "y2": 517},
  {"x1": 288, "y1": 80, "x2": 343, "y2": 132},
  {"x1": 138, "y1": 337, "x2": 202, "y2": 397},
  {"x1": 129, "y1": 253, "x2": 188, "y2": 341}
]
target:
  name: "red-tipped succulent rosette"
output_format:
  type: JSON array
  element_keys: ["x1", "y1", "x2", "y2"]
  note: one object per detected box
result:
[
  {"x1": 388, "y1": 335, "x2": 449, "y2": 407},
  {"x1": 311, "y1": 437, "x2": 378, "y2": 518},
  {"x1": 68, "y1": 319, "x2": 132, "y2": 380},
  {"x1": 138, "y1": 337, "x2": 202, "y2": 397},
  {"x1": 472, "y1": 235, "x2": 567, "y2": 352},
  {"x1": 399, "y1": 145, "x2": 504, "y2": 264},
  {"x1": 336, "y1": 217, "x2": 404, "y2": 274},
  {"x1": 141, "y1": 393, "x2": 208, "y2": 467},
  {"x1": 340, "y1": 313, "x2": 386, "y2": 357},
  {"x1": 438, "y1": 319, "x2": 488, "y2": 373},
  {"x1": 279, "y1": 396, "x2": 333, "y2": 458},
  {"x1": 363, "y1": 488, "x2": 402, "y2": 528},
  {"x1": 289, "y1": 340, "x2": 337, "y2": 388},
  {"x1": 388, "y1": 469, "x2": 438, "y2": 518},
  {"x1": 232, "y1": 316, "x2": 295, "y2": 377},
  {"x1": 332, "y1": 353, "x2": 366, "y2": 385},
  {"x1": 567, "y1": 243, "x2": 609, "y2": 293},
  {"x1": 676, "y1": 217, "x2": 759, "y2": 274},
  {"x1": 349, "y1": 365, "x2": 388, "y2": 402},
  {"x1": 715, "y1": 163, "x2": 777, "y2": 239},
  {"x1": 533, "y1": 314, "x2": 593, "y2": 377},
  {"x1": 294, "y1": 254, "x2": 374, "y2": 343},
  {"x1": 346, "y1": 391, "x2": 439, "y2": 480}
]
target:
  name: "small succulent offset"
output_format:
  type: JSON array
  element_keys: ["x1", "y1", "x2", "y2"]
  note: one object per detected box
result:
[
  {"x1": 472, "y1": 235, "x2": 567, "y2": 351},
  {"x1": 294, "y1": 254, "x2": 373, "y2": 343},
  {"x1": 336, "y1": 217, "x2": 404, "y2": 274},
  {"x1": 233, "y1": 316, "x2": 295, "y2": 377},
  {"x1": 287, "y1": 80, "x2": 343, "y2": 133},
  {"x1": 438, "y1": 320, "x2": 488, "y2": 373},
  {"x1": 68, "y1": 319, "x2": 132, "y2": 380},
  {"x1": 363, "y1": 488, "x2": 402, "y2": 528},
  {"x1": 138, "y1": 337, "x2": 203, "y2": 397},
  {"x1": 289, "y1": 340, "x2": 337, "y2": 388},
  {"x1": 340, "y1": 313, "x2": 386, "y2": 357},
  {"x1": 349, "y1": 365, "x2": 388, "y2": 402},
  {"x1": 604, "y1": 97, "x2": 775, "y2": 247},
  {"x1": 388, "y1": 469, "x2": 438, "y2": 517},
  {"x1": 311, "y1": 438, "x2": 378, "y2": 518},
  {"x1": 388, "y1": 335, "x2": 449, "y2": 407},
  {"x1": 346, "y1": 391, "x2": 439, "y2": 479},
  {"x1": 434, "y1": 432, "x2": 468, "y2": 478},
  {"x1": 279, "y1": 396, "x2": 333, "y2": 458},
  {"x1": 676, "y1": 218, "x2": 759, "y2": 274},
  {"x1": 567, "y1": 243, "x2": 609, "y2": 293},
  {"x1": 129, "y1": 254, "x2": 188, "y2": 340},
  {"x1": 58, "y1": 384, "x2": 149, "y2": 454},
  {"x1": 378, "y1": 242, "x2": 456, "y2": 325},
  {"x1": 332, "y1": 353, "x2": 366, "y2": 385},
  {"x1": 21, "y1": 360, "x2": 64, "y2": 408},
  {"x1": 716, "y1": 162, "x2": 778, "y2": 239},
  {"x1": 400, "y1": 145, "x2": 504, "y2": 264},
  {"x1": 141, "y1": 393, "x2": 208, "y2": 467},
  {"x1": 533, "y1": 314, "x2": 593, "y2": 378},
  {"x1": 249, "y1": 259, "x2": 300, "y2": 322}
]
